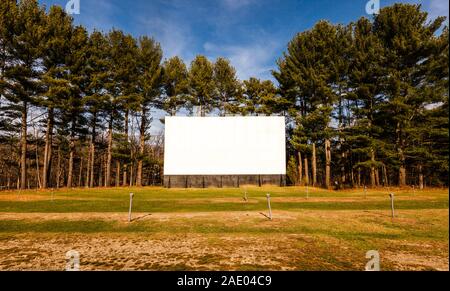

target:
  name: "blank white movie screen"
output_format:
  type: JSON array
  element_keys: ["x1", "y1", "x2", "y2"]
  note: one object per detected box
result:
[{"x1": 164, "y1": 116, "x2": 286, "y2": 175}]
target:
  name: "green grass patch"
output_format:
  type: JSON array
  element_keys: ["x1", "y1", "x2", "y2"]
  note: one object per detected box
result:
[{"x1": 0, "y1": 196, "x2": 447, "y2": 213}]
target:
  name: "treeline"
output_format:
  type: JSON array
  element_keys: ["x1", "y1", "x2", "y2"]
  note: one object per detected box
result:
[
  {"x1": 0, "y1": 1, "x2": 448, "y2": 190},
  {"x1": 277, "y1": 4, "x2": 448, "y2": 189},
  {"x1": 0, "y1": 0, "x2": 279, "y2": 190}
]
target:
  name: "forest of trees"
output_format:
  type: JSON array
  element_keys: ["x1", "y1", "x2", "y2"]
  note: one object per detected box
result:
[{"x1": 0, "y1": 1, "x2": 448, "y2": 190}]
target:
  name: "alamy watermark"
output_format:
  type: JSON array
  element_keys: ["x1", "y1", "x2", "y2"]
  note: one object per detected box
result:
[
  {"x1": 366, "y1": 0, "x2": 380, "y2": 15},
  {"x1": 65, "y1": 0, "x2": 80, "y2": 15},
  {"x1": 365, "y1": 250, "x2": 380, "y2": 271},
  {"x1": 66, "y1": 250, "x2": 80, "y2": 271}
]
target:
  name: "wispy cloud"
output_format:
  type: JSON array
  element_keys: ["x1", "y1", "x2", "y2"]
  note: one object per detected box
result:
[
  {"x1": 203, "y1": 40, "x2": 280, "y2": 81},
  {"x1": 138, "y1": 16, "x2": 195, "y2": 62},
  {"x1": 76, "y1": 0, "x2": 118, "y2": 33}
]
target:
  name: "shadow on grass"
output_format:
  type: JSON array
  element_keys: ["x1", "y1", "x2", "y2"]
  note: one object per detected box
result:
[{"x1": 131, "y1": 213, "x2": 152, "y2": 222}]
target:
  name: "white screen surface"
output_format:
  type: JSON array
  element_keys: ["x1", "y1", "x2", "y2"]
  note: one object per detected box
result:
[{"x1": 164, "y1": 116, "x2": 286, "y2": 175}]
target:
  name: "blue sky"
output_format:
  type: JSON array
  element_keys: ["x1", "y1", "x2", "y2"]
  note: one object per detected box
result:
[{"x1": 39, "y1": 0, "x2": 449, "y2": 82}]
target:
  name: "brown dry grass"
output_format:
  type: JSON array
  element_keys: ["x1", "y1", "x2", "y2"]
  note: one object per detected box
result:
[{"x1": 0, "y1": 187, "x2": 447, "y2": 271}]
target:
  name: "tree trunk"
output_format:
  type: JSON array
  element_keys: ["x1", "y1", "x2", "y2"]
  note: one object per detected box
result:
[
  {"x1": 351, "y1": 167, "x2": 355, "y2": 187},
  {"x1": 222, "y1": 97, "x2": 226, "y2": 117},
  {"x1": 123, "y1": 109, "x2": 129, "y2": 186},
  {"x1": 325, "y1": 139, "x2": 331, "y2": 188},
  {"x1": 116, "y1": 161, "x2": 120, "y2": 186},
  {"x1": 297, "y1": 151, "x2": 303, "y2": 185},
  {"x1": 357, "y1": 166, "x2": 361, "y2": 187},
  {"x1": 304, "y1": 155, "x2": 309, "y2": 186},
  {"x1": 129, "y1": 162, "x2": 134, "y2": 187},
  {"x1": 105, "y1": 116, "x2": 113, "y2": 187},
  {"x1": 78, "y1": 156, "x2": 83, "y2": 187},
  {"x1": 418, "y1": 164, "x2": 424, "y2": 190},
  {"x1": 399, "y1": 164, "x2": 406, "y2": 187},
  {"x1": 98, "y1": 154, "x2": 103, "y2": 187},
  {"x1": 56, "y1": 145, "x2": 61, "y2": 189},
  {"x1": 34, "y1": 127, "x2": 41, "y2": 189},
  {"x1": 396, "y1": 122, "x2": 407, "y2": 187},
  {"x1": 20, "y1": 101, "x2": 27, "y2": 190},
  {"x1": 341, "y1": 151, "x2": 346, "y2": 186},
  {"x1": 312, "y1": 143, "x2": 317, "y2": 186},
  {"x1": 67, "y1": 138, "x2": 74, "y2": 188},
  {"x1": 42, "y1": 108, "x2": 54, "y2": 189},
  {"x1": 87, "y1": 115, "x2": 97, "y2": 188},
  {"x1": 104, "y1": 154, "x2": 108, "y2": 187},
  {"x1": 136, "y1": 108, "x2": 146, "y2": 187},
  {"x1": 200, "y1": 105, "x2": 205, "y2": 117},
  {"x1": 375, "y1": 168, "x2": 380, "y2": 186},
  {"x1": 85, "y1": 148, "x2": 90, "y2": 188},
  {"x1": 370, "y1": 149, "x2": 376, "y2": 188},
  {"x1": 7, "y1": 173, "x2": 11, "y2": 189},
  {"x1": 123, "y1": 168, "x2": 127, "y2": 187},
  {"x1": 124, "y1": 109, "x2": 129, "y2": 138},
  {"x1": 383, "y1": 164, "x2": 388, "y2": 187},
  {"x1": 89, "y1": 142, "x2": 95, "y2": 188}
]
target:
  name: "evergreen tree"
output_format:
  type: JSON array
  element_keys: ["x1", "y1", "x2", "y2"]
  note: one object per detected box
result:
[
  {"x1": 40, "y1": 5, "x2": 73, "y2": 188},
  {"x1": 58, "y1": 25, "x2": 88, "y2": 188},
  {"x1": 404, "y1": 27, "x2": 449, "y2": 188},
  {"x1": 0, "y1": 1, "x2": 448, "y2": 190},
  {"x1": 84, "y1": 31, "x2": 110, "y2": 187},
  {"x1": 188, "y1": 55, "x2": 215, "y2": 116},
  {"x1": 242, "y1": 78, "x2": 278, "y2": 116},
  {"x1": 0, "y1": 0, "x2": 46, "y2": 189},
  {"x1": 213, "y1": 57, "x2": 241, "y2": 115},
  {"x1": 274, "y1": 21, "x2": 338, "y2": 188},
  {"x1": 374, "y1": 4, "x2": 446, "y2": 186},
  {"x1": 135, "y1": 36, "x2": 162, "y2": 187},
  {"x1": 346, "y1": 18, "x2": 386, "y2": 187},
  {"x1": 161, "y1": 56, "x2": 189, "y2": 116},
  {"x1": 103, "y1": 30, "x2": 137, "y2": 187},
  {"x1": 112, "y1": 33, "x2": 139, "y2": 187}
]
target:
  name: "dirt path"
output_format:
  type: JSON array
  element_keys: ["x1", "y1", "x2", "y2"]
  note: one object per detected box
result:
[
  {"x1": 0, "y1": 233, "x2": 331, "y2": 271},
  {"x1": 1, "y1": 232, "x2": 447, "y2": 271},
  {"x1": 0, "y1": 210, "x2": 447, "y2": 271},
  {"x1": 0, "y1": 208, "x2": 443, "y2": 221}
]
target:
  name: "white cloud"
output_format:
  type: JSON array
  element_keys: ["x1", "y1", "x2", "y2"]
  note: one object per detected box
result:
[
  {"x1": 138, "y1": 16, "x2": 194, "y2": 62},
  {"x1": 203, "y1": 40, "x2": 279, "y2": 81}
]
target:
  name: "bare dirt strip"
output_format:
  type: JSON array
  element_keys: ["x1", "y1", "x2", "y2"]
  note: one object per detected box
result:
[{"x1": 0, "y1": 210, "x2": 448, "y2": 271}]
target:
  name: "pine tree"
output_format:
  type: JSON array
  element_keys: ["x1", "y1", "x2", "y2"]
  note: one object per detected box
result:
[
  {"x1": 112, "y1": 33, "x2": 139, "y2": 187},
  {"x1": 374, "y1": 4, "x2": 446, "y2": 186},
  {"x1": 213, "y1": 57, "x2": 241, "y2": 115},
  {"x1": 0, "y1": 0, "x2": 46, "y2": 189},
  {"x1": 274, "y1": 21, "x2": 339, "y2": 188},
  {"x1": 40, "y1": 5, "x2": 73, "y2": 188},
  {"x1": 346, "y1": 18, "x2": 386, "y2": 187},
  {"x1": 188, "y1": 55, "x2": 215, "y2": 116},
  {"x1": 242, "y1": 78, "x2": 279, "y2": 116},
  {"x1": 161, "y1": 56, "x2": 189, "y2": 116},
  {"x1": 404, "y1": 27, "x2": 449, "y2": 188},
  {"x1": 103, "y1": 30, "x2": 137, "y2": 187},
  {"x1": 331, "y1": 24, "x2": 352, "y2": 187},
  {"x1": 135, "y1": 36, "x2": 162, "y2": 187},
  {"x1": 58, "y1": 25, "x2": 88, "y2": 188},
  {"x1": 84, "y1": 31, "x2": 110, "y2": 188}
]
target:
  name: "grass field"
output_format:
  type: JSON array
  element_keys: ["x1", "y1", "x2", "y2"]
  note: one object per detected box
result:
[{"x1": 0, "y1": 186, "x2": 448, "y2": 271}]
